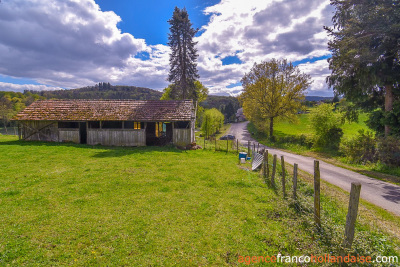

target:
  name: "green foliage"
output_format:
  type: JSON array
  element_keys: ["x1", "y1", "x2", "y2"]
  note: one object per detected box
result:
[
  {"x1": 0, "y1": 91, "x2": 44, "y2": 129},
  {"x1": 337, "y1": 98, "x2": 359, "y2": 124},
  {"x1": 200, "y1": 95, "x2": 240, "y2": 120},
  {"x1": 326, "y1": 0, "x2": 400, "y2": 135},
  {"x1": 240, "y1": 59, "x2": 311, "y2": 138},
  {"x1": 340, "y1": 130, "x2": 377, "y2": 164},
  {"x1": 367, "y1": 101, "x2": 400, "y2": 137},
  {"x1": 163, "y1": 81, "x2": 209, "y2": 127},
  {"x1": 201, "y1": 108, "x2": 224, "y2": 139},
  {"x1": 167, "y1": 7, "x2": 199, "y2": 100},
  {"x1": 377, "y1": 136, "x2": 400, "y2": 167},
  {"x1": 309, "y1": 103, "x2": 343, "y2": 149}
]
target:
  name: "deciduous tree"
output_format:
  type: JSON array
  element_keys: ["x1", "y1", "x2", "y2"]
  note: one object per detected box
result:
[
  {"x1": 239, "y1": 59, "x2": 311, "y2": 138},
  {"x1": 0, "y1": 96, "x2": 14, "y2": 133},
  {"x1": 201, "y1": 108, "x2": 224, "y2": 139}
]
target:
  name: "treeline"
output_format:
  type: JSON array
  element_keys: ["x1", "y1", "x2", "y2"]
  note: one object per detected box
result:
[
  {"x1": 26, "y1": 83, "x2": 163, "y2": 100},
  {"x1": 200, "y1": 95, "x2": 240, "y2": 122},
  {"x1": 0, "y1": 91, "x2": 45, "y2": 130}
]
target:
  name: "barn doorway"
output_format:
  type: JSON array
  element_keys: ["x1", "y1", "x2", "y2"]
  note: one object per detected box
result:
[
  {"x1": 79, "y1": 122, "x2": 87, "y2": 144},
  {"x1": 146, "y1": 122, "x2": 172, "y2": 146}
]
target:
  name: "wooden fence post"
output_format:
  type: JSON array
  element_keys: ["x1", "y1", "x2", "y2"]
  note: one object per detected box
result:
[
  {"x1": 271, "y1": 155, "x2": 277, "y2": 187},
  {"x1": 343, "y1": 183, "x2": 362, "y2": 250},
  {"x1": 226, "y1": 138, "x2": 229, "y2": 153},
  {"x1": 265, "y1": 150, "x2": 269, "y2": 179},
  {"x1": 237, "y1": 139, "x2": 239, "y2": 153},
  {"x1": 257, "y1": 143, "x2": 259, "y2": 153},
  {"x1": 281, "y1": 156, "x2": 286, "y2": 198},
  {"x1": 293, "y1": 163, "x2": 298, "y2": 200},
  {"x1": 204, "y1": 137, "x2": 206, "y2": 149},
  {"x1": 263, "y1": 151, "x2": 268, "y2": 182},
  {"x1": 314, "y1": 160, "x2": 321, "y2": 229},
  {"x1": 215, "y1": 138, "x2": 217, "y2": 152},
  {"x1": 253, "y1": 143, "x2": 255, "y2": 153},
  {"x1": 248, "y1": 141, "x2": 250, "y2": 157}
]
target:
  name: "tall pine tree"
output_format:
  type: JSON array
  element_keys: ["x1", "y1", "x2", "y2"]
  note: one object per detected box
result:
[{"x1": 167, "y1": 7, "x2": 199, "y2": 100}]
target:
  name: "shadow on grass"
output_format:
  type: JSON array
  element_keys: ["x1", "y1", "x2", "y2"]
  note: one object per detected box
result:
[{"x1": 0, "y1": 139, "x2": 184, "y2": 157}]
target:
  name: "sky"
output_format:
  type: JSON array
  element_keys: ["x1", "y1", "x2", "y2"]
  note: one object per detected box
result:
[{"x1": 0, "y1": 0, "x2": 335, "y2": 96}]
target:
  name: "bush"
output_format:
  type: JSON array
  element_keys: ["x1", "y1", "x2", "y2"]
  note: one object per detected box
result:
[
  {"x1": 309, "y1": 103, "x2": 344, "y2": 150},
  {"x1": 340, "y1": 130, "x2": 377, "y2": 164},
  {"x1": 377, "y1": 136, "x2": 400, "y2": 166},
  {"x1": 277, "y1": 134, "x2": 314, "y2": 148}
]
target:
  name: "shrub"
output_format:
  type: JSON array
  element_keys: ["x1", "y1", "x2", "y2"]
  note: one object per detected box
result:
[
  {"x1": 276, "y1": 134, "x2": 314, "y2": 148},
  {"x1": 310, "y1": 104, "x2": 343, "y2": 150},
  {"x1": 377, "y1": 136, "x2": 400, "y2": 166},
  {"x1": 340, "y1": 130, "x2": 377, "y2": 164}
]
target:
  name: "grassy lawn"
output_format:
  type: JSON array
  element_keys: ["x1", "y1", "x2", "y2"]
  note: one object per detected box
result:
[
  {"x1": 270, "y1": 111, "x2": 369, "y2": 140},
  {"x1": 0, "y1": 135, "x2": 312, "y2": 265},
  {"x1": 0, "y1": 135, "x2": 398, "y2": 265}
]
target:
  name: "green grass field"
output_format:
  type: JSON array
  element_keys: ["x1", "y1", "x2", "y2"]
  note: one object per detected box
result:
[
  {"x1": 0, "y1": 135, "x2": 398, "y2": 265},
  {"x1": 271, "y1": 112, "x2": 369, "y2": 139}
]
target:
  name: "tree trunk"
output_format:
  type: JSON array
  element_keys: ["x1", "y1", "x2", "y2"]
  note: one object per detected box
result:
[
  {"x1": 269, "y1": 117, "x2": 274, "y2": 138},
  {"x1": 384, "y1": 84, "x2": 393, "y2": 136}
]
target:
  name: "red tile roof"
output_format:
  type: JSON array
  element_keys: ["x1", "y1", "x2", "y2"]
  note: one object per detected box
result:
[{"x1": 13, "y1": 100, "x2": 195, "y2": 121}]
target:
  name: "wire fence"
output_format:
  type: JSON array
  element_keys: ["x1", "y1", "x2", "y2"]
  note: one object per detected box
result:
[
  {"x1": 0, "y1": 127, "x2": 18, "y2": 135},
  {"x1": 249, "y1": 144, "x2": 400, "y2": 261},
  {"x1": 198, "y1": 137, "x2": 248, "y2": 154}
]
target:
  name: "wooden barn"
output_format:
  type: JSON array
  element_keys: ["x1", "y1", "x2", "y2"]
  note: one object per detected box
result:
[{"x1": 13, "y1": 99, "x2": 196, "y2": 147}]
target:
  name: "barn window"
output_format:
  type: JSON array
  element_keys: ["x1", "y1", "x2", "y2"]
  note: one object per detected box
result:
[
  {"x1": 124, "y1": 121, "x2": 143, "y2": 129},
  {"x1": 88, "y1": 121, "x2": 100, "y2": 129},
  {"x1": 58, "y1": 122, "x2": 79, "y2": 128},
  {"x1": 174, "y1": 121, "x2": 190, "y2": 129},
  {"x1": 102, "y1": 121, "x2": 123, "y2": 129}
]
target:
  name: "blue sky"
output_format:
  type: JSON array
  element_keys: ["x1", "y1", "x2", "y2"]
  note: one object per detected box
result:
[
  {"x1": 96, "y1": 0, "x2": 220, "y2": 45},
  {"x1": 0, "y1": 0, "x2": 334, "y2": 96}
]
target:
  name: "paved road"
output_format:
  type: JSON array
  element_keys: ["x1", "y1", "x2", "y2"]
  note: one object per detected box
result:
[{"x1": 229, "y1": 121, "x2": 400, "y2": 217}]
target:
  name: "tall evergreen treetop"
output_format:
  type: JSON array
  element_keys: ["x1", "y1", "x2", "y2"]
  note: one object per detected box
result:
[{"x1": 167, "y1": 7, "x2": 199, "y2": 100}]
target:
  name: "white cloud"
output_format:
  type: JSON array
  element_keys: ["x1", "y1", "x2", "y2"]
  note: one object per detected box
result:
[
  {"x1": 0, "y1": 0, "x2": 169, "y2": 90},
  {"x1": 0, "y1": 0, "x2": 335, "y2": 96},
  {"x1": 298, "y1": 59, "x2": 332, "y2": 96},
  {"x1": 196, "y1": 0, "x2": 334, "y2": 95},
  {"x1": 0, "y1": 82, "x2": 64, "y2": 92}
]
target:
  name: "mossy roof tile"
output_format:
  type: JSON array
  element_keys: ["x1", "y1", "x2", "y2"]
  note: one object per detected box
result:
[{"x1": 14, "y1": 100, "x2": 194, "y2": 121}]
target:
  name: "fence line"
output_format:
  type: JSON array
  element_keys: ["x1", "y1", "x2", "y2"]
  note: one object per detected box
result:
[{"x1": 241, "y1": 141, "x2": 400, "y2": 257}]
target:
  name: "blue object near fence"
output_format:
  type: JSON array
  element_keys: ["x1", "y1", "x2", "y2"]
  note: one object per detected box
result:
[{"x1": 239, "y1": 152, "x2": 247, "y2": 160}]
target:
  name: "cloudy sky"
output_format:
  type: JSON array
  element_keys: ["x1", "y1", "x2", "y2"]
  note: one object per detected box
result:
[{"x1": 0, "y1": 0, "x2": 334, "y2": 96}]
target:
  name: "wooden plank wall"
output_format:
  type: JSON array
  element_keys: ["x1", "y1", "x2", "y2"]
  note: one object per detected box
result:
[
  {"x1": 87, "y1": 129, "x2": 146, "y2": 146},
  {"x1": 22, "y1": 121, "x2": 58, "y2": 142},
  {"x1": 173, "y1": 128, "x2": 192, "y2": 146},
  {"x1": 59, "y1": 130, "x2": 80, "y2": 143}
]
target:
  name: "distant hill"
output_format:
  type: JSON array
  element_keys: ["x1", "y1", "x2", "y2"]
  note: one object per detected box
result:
[
  {"x1": 305, "y1": 96, "x2": 333, "y2": 102},
  {"x1": 26, "y1": 84, "x2": 331, "y2": 108},
  {"x1": 26, "y1": 83, "x2": 163, "y2": 100},
  {"x1": 25, "y1": 83, "x2": 241, "y2": 117},
  {"x1": 200, "y1": 95, "x2": 240, "y2": 111}
]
